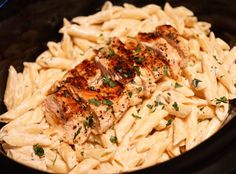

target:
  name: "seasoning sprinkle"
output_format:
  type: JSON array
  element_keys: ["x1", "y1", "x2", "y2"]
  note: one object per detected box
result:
[
  {"x1": 102, "y1": 99, "x2": 113, "y2": 106},
  {"x1": 73, "y1": 127, "x2": 82, "y2": 140},
  {"x1": 83, "y1": 115, "x2": 94, "y2": 130},
  {"x1": 63, "y1": 90, "x2": 70, "y2": 97},
  {"x1": 110, "y1": 135, "x2": 117, "y2": 144},
  {"x1": 88, "y1": 98, "x2": 100, "y2": 106},
  {"x1": 52, "y1": 153, "x2": 57, "y2": 165},
  {"x1": 172, "y1": 102, "x2": 179, "y2": 111},
  {"x1": 215, "y1": 96, "x2": 227, "y2": 104},
  {"x1": 103, "y1": 76, "x2": 116, "y2": 88},
  {"x1": 175, "y1": 82, "x2": 183, "y2": 88},
  {"x1": 133, "y1": 66, "x2": 141, "y2": 76},
  {"x1": 163, "y1": 66, "x2": 168, "y2": 76},
  {"x1": 33, "y1": 144, "x2": 44, "y2": 157},
  {"x1": 127, "y1": 91, "x2": 133, "y2": 98},
  {"x1": 146, "y1": 104, "x2": 153, "y2": 109},
  {"x1": 192, "y1": 78, "x2": 202, "y2": 87},
  {"x1": 132, "y1": 113, "x2": 141, "y2": 119},
  {"x1": 136, "y1": 87, "x2": 142, "y2": 93},
  {"x1": 166, "y1": 119, "x2": 172, "y2": 126}
]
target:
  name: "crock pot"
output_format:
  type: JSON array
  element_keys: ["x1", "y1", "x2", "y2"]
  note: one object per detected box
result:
[{"x1": 0, "y1": 0, "x2": 236, "y2": 173}]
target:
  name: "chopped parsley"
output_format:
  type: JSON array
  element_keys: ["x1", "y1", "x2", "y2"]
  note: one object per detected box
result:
[
  {"x1": 106, "y1": 107, "x2": 111, "y2": 111},
  {"x1": 110, "y1": 135, "x2": 117, "y2": 144},
  {"x1": 73, "y1": 127, "x2": 82, "y2": 140},
  {"x1": 136, "y1": 87, "x2": 142, "y2": 93},
  {"x1": 215, "y1": 96, "x2": 227, "y2": 104},
  {"x1": 122, "y1": 69, "x2": 133, "y2": 79},
  {"x1": 199, "y1": 106, "x2": 205, "y2": 111},
  {"x1": 99, "y1": 33, "x2": 104, "y2": 37},
  {"x1": 175, "y1": 82, "x2": 183, "y2": 88},
  {"x1": 82, "y1": 104, "x2": 87, "y2": 110},
  {"x1": 234, "y1": 83, "x2": 236, "y2": 88},
  {"x1": 167, "y1": 92, "x2": 171, "y2": 96},
  {"x1": 102, "y1": 99, "x2": 113, "y2": 106},
  {"x1": 163, "y1": 66, "x2": 168, "y2": 76},
  {"x1": 154, "y1": 100, "x2": 164, "y2": 106},
  {"x1": 133, "y1": 66, "x2": 141, "y2": 76},
  {"x1": 80, "y1": 151, "x2": 84, "y2": 156},
  {"x1": 192, "y1": 78, "x2": 202, "y2": 87},
  {"x1": 52, "y1": 153, "x2": 57, "y2": 165},
  {"x1": 63, "y1": 90, "x2": 70, "y2": 97},
  {"x1": 115, "y1": 65, "x2": 122, "y2": 73},
  {"x1": 166, "y1": 119, "x2": 172, "y2": 126},
  {"x1": 88, "y1": 86, "x2": 96, "y2": 91},
  {"x1": 102, "y1": 76, "x2": 116, "y2": 88},
  {"x1": 213, "y1": 55, "x2": 222, "y2": 65},
  {"x1": 132, "y1": 44, "x2": 141, "y2": 54},
  {"x1": 132, "y1": 113, "x2": 141, "y2": 119},
  {"x1": 33, "y1": 144, "x2": 44, "y2": 157},
  {"x1": 134, "y1": 56, "x2": 144, "y2": 64},
  {"x1": 127, "y1": 91, "x2": 133, "y2": 98},
  {"x1": 107, "y1": 49, "x2": 115, "y2": 58},
  {"x1": 88, "y1": 98, "x2": 100, "y2": 106},
  {"x1": 172, "y1": 102, "x2": 179, "y2": 111},
  {"x1": 83, "y1": 116, "x2": 94, "y2": 130},
  {"x1": 97, "y1": 47, "x2": 104, "y2": 52},
  {"x1": 146, "y1": 104, "x2": 153, "y2": 109}
]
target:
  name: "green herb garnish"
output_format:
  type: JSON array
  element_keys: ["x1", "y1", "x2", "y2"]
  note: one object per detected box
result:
[
  {"x1": 154, "y1": 100, "x2": 164, "y2": 106},
  {"x1": 102, "y1": 99, "x2": 113, "y2": 106},
  {"x1": 97, "y1": 47, "x2": 104, "y2": 52},
  {"x1": 110, "y1": 135, "x2": 117, "y2": 144},
  {"x1": 33, "y1": 144, "x2": 44, "y2": 157},
  {"x1": 83, "y1": 115, "x2": 94, "y2": 130},
  {"x1": 63, "y1": 90, "x2": 70, "y2": 97},
  {"x1": 172, "y1": 102, "x2": 179, "y2": 111},
  {"x1": 73, "y1": 127, "x2": 82, "y2": 140},
  {"x1": 107, "y1": 49, "x2": 115, "y2": 58},
  {"x1": 88, "y1": 86, "x2": 96, "y2": 91},
  {"x1": 192, "y1": 78, "x2": 202, "y2": 87},
  {"x1": 166, "y1": 119, "x2": 172, "y2": 126},
  {"x1": 163, "y1": 66, "x2": 168, "y2": 76},
  {"x1": 215, "y1": 96, "x2": 227, "y2": 104},
  {"x1": 146, "y1": 104, "x2": 153, "y2": 109},
  {"x1": 199, "y1": 106, "x2": 205, "y2": 111},
  {"x1": 88, "y1": 98, "x2": 100, "y2": 106},
  {"x1": 132, "y1": 113, "x2": 141, "y2": 119},
  {"x1": 134, "y1": 56, "x2": 144, "y2": 64},
  {"x1": 133, "y1": 66, "x2": 141, "y2": 76},
  {"x1": 136, "y1": 87, "x2": 142, "y2": 93},
  {"x1": 127, "y1": 91, "x2": 133, "y2": 98},
  {"x1": 103, "y1": 76, "x2": 116, "y2": 88},
  {"x1": 52, "y1": 153, "x2": 57, "y2": 165},
  {"x1": 175, "y1": 82, "x2": 183, "y2": 88},
  {"x1": 132, "y1": 44, "x2": 141, "y2": 54}
]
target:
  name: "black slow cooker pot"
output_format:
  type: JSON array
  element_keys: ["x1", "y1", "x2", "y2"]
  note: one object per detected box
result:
[{"x1": 0, "y1": 0, "x2": 236, "y2": 174}]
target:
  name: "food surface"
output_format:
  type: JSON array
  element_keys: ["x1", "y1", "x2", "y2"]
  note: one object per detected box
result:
[{"x1": 0, "y1": 1, "x2": 236, "y2": 174}]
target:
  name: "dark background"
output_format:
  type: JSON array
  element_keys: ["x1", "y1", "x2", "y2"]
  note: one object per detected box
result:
[{"x1": 0, "y1": 0, "x2": 236, "y2": 174}]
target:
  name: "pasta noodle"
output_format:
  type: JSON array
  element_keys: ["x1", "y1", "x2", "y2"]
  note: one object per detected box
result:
[{"x1": 0, "y1": 1, "x2": 235, "y2": 173}]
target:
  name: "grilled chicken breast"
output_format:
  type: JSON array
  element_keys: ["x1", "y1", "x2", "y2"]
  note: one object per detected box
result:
[{"x1": 44, "y1": 25, "x2": 187, "y2": 145}]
